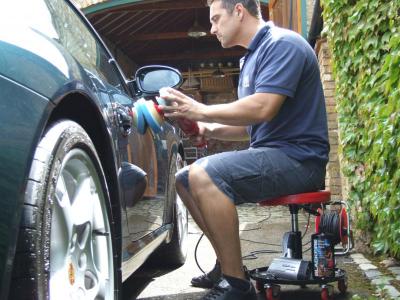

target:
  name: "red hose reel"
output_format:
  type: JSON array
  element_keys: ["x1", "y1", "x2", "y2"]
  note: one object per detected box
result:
[{"x1": 315, "y1": 203, "x2": 351, "y2": 254}]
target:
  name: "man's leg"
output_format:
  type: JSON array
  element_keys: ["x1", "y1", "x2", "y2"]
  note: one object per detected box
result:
[
  {"x1": 188, "y1": 164, "x2": 245, "y2": 280},
  {"x1": 175, "y1": 148, "x2": 324, "y2": 298},
  {"x1": 176, "y1": 167, "x2": 224, "y2": 287},
  {"x1": 175, "y1": 179, "x2": 221, "y2": 260}
]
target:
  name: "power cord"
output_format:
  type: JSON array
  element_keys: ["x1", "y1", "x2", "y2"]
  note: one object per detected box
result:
[
  {"x1": 301, "y1": 213, "x2": 311, "y2": 240},
  {"x1": 194, "y1": 209, "x2": 280, "y2": 272},
  {"x1": 193, "y1": 209, "x2": 314, "y2": 273},
  {"x1": 194, "y1": 233, "x2": 206, "y2": 274},
  {"x1": 242, "y1": 249, "x2": 281, "y2": 260}
]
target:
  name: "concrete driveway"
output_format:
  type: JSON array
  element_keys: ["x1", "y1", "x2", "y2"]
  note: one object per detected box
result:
[{"x1": 123, "y1": 205, "x2": 375, "y2": 300}]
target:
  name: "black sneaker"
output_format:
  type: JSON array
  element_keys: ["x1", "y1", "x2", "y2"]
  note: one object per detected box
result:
[
  {"x1": 201, "y1": 278, "x2": 257, "y2": 300},
  {"x1": 191, "y1": 261, "x2": 222, "y2": 288}
]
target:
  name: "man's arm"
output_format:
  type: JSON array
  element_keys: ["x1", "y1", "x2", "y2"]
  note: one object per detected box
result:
[
  {"x1": 201, "y1": 92, "x2": 285, "y2": 125},
  {"x1": 200, "y1": 123, "x2": 249, "y2": 141},
  {"x1": 161, "y1": 89, "x2": 286, "y2": 126}
]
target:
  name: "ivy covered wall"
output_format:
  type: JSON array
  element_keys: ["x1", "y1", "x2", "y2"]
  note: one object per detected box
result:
[{"x1": 321, "y1": 0, "x2": 400, "y2": 257}]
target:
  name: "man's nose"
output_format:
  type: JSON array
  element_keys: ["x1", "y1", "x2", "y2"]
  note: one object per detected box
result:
[{"x1": 210, "y1": 24, "x2": 217, "y2": 35}]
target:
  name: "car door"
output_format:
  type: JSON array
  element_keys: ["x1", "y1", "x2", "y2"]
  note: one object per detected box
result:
[
  {"x1": 125, "y1": 102, "x2": 172, "y2": 242},
  {"x1": 110, "y1": 90, "x2": 171, "y2": 242}
]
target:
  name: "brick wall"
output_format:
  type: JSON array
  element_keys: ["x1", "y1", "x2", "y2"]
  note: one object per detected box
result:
[{"x1": 317, "y1": 39, "x2": 343, "y2": 200}]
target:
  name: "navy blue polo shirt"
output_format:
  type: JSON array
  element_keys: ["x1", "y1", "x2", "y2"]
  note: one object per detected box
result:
[{"x1": 238, "y1": 22, "x2": 329, "y2": 164}]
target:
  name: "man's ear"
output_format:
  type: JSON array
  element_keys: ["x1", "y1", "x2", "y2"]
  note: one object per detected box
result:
[{"x1": 234, "y1": 3, "x2": 244, "y2": 19}]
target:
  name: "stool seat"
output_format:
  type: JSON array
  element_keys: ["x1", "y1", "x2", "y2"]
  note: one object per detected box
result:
[{"x1": 258, "y1": 190, "x2": 331, "y2": 206}]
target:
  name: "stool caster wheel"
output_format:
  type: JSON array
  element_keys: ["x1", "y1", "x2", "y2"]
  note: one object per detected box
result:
[
  {"x1": 321, "y1": 284, "x2": 334, "y2": 300},
  {"x1": 338, "y1": 278, "x2": 348, "y2": 294},
  {"x1": 265, "y1": 284, "x2": 281, "y2": 300}
]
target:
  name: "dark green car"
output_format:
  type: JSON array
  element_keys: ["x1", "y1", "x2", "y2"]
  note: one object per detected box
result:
[{"x1": 0, "y1": 1, "x2": 188, "y2": 299}]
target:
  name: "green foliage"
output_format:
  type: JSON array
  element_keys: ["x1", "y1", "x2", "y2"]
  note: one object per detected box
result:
[{"x1": 321, "y1": 0, "x2": 400, "y2": 257}]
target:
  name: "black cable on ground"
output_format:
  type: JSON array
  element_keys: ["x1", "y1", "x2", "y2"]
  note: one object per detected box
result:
[
  {"x1": 242, "y1": 249, "x2": 282, "y2": 260},
  {"x1": 194, "y1": 233, "x2": 206, "y2": 274},
  {"x1": 302, "y1": 213, "x2": 311, "y2": 240},
  {"x1": 194, "y1": 209, "x2": 280, "y2": 272},
  {"x1": 239, "y1": 238, "x2": 281, "y2": 247},
  {"x1": 193, "y1": 208, "x2": 317, "y2": 272}
]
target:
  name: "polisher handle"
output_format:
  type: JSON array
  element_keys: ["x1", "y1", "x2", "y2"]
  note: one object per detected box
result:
[
  {"x1": 177, "y1": 118, "x2": 207, "y2": 148},
  {"x1": 177, "y1": 118, "x2": 199, "y2": 136}
]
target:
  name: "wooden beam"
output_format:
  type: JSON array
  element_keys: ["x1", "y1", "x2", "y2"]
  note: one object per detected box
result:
[
  {"x1": 181, "y1": 68, "x2": 240, "y2": 78},
  {"x1": 137, "y1": 49, "x2": 245, "y2": 63},
  {"x1": 84, "y1": 0, "x2": 166, "y2": 15},
  {"x1": 114, "y1": 11, "x2": 190, "y2": 47},
  {"x1": 130, "y1": 31, "x2": 212, "y2": 41},
  {"x1": 120, "y1": 0, "x2": 207, "y2": 12},
  {"x1": 86, "y1": 0, "x2": 207, "y2": 17},
  {"x1": 297, "y1": 0, "x2": 302, "y2": 35},
  {"x1": 269, "y1": 0, "x2": 278, "y2": 9}
]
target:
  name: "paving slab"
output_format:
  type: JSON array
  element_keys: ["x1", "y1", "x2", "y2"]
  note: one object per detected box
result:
[
  {"x1": 383, "y1": 285, "x2": 400, "y2": 299},
  {"x1": 352, "y1": 258, "x2": 372, "y2": 265},
  {"x1": 388, "y1": 267, "x2": 400, "y2": 276},
  {"x1": 371, "y1": 276, "x2": 393, "y2": 286},
  {"x1": 364, "y1": 269, "x2": 383, "y2": 280},
  {"x1": 359, "y1": 263, "x2": 378, "y2": 271},
  {"x1": 350, "y1": 253, "x2": 366, "y2": 260}
]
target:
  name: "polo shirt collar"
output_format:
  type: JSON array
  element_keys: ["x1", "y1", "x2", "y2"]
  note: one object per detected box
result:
[{"x1": 247, "y1": 21, "x2": 273, "y2": 52}]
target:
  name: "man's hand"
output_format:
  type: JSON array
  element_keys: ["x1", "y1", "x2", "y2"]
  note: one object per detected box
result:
[
  {"x1": 158, "y1": 87, "x2": 206, "y2": 121},
  {"x1": 189, "y1": 122, "x2": 209, "y2": 147}
]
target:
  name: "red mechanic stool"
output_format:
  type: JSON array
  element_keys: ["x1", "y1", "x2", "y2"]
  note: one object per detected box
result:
[{"x1": 249, "y1": 190, "x2": 352, "y2": 300}]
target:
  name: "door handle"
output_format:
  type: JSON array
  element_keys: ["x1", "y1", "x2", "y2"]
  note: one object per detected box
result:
[{"x1": 116, "y1": 106, "x2": 132, "y2": 136}]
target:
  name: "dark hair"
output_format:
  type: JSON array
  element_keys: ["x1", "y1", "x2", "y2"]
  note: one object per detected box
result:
[{"x1": 207, "y1": 0, "x2": 261, "y2": 18}]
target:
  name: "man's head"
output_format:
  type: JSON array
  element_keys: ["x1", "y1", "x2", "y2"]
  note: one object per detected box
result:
[
  {"x1": 208, "y1": 0, "x2": 262, "y2": 48},
  {"x1": 207, "y1": 0, "x2": 261, "y2": 19}
]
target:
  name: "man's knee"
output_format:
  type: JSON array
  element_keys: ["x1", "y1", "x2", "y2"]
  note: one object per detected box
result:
[
  {"x1": 175, "y1": 165, "x2": 190, "y2": 191},
  {"x1": 188, "y1": 164, "x2": 213, "y2": 194},
  {"x1": 175, "y1": 163, "x2": 215, "y2": 196}
]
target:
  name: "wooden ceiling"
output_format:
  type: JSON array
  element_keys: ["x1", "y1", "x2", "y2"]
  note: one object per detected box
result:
[{"x1": 84, "y1": 0, "x2": 270, "y2": 72}]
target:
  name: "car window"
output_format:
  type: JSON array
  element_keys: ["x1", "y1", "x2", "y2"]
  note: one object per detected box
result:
[{"x1": 1, "y1": 0, "x2": 127, "y2": 94}]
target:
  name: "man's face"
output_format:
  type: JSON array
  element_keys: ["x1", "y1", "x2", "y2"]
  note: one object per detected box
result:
[{"x1": 209, "y1": 1, "x2": 239, "y2": 48}]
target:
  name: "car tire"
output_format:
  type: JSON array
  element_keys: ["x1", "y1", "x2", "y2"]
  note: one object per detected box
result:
[
  {"x1": 10, "y1": 120, "x2": 115, "y2": 300},
  {"x1": 150, "y1": 153, "x2": 188, "y2": 268}
]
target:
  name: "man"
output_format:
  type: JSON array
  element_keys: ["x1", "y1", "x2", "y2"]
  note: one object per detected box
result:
[{"x1": 160, "y1": 0, "x2": 329, "y2": 299}]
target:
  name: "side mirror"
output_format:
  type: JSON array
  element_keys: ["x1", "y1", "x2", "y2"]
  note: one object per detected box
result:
[{"x1": 133, "y1": 65, "x2": 182, "y2": 95}]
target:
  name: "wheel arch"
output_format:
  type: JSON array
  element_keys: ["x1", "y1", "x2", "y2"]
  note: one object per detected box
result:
[
  {"x1": 164, "y1": 140, "x2": 185, "y2": 226},
  {"x1": 46, "y1": 92, "x2": 122, "y2": 265}
]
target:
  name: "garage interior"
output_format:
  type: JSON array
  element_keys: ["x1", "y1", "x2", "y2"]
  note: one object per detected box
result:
[{"x1": 77, "y1": 0, "x2": 308, "y2": 156}]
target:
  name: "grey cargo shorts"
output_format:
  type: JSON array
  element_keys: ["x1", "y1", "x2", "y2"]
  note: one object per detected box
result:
[{"x1": 175, "y1": 147, "x2": 326, "y2": 205}]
